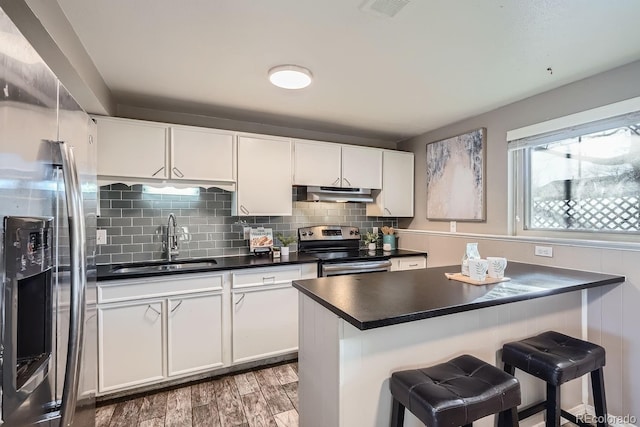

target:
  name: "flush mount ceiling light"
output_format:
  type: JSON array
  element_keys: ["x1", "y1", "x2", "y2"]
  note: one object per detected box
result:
[{"x1": 268, "y1": 65, "x2": 313, "y2": 89}]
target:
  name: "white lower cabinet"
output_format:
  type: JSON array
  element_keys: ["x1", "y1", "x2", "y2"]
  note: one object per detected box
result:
[
  {"x1": 98, "y1": 301, "x2": 164, "y2": 392},
  {"x1": 97, "y1": 273, "x2": 225, "y2": 394},
  {"x1": 168, "y1": 294, "x2": 223, "y2": 376},
  {"x1": 97, "y1": 264, "x2": 316, "y2": 395},
  {"x1": 232, "y1": 286, "x2": 299, "y2": 363},
  {"x1": 230, "y1": 263, "x2": 317, "y2": 364},
  {"x1": 390, "y1": 255, "x2": 427, "y2": 271}
]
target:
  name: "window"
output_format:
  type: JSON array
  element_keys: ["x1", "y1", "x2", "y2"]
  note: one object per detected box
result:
[{"x1": 509, "y1": 103, "x2": 640, "y2": 238}]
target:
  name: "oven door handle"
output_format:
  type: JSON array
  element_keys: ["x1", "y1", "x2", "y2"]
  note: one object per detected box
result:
[
  {"x1": 322, "y1": 260, "x2": 392, "y2": 273},
  {"x1": 56, "y1": 141, "x2": 87, "y2": 427}
]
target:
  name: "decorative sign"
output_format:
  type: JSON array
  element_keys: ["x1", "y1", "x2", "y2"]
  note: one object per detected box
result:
[{"x1": 249, "y1": 227, "x2": 273, "y2": 253}]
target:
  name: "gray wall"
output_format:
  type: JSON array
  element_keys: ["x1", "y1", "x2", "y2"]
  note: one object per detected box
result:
[
  {"x1": 396, "y1": 60, "x2": 640, "y2": 418},
  {"x1": 398, "y1": 59, "x2": 640, "y2": 234},
  {"x1": 96, "y1": 185, "x2": 397, "y2": 264}
]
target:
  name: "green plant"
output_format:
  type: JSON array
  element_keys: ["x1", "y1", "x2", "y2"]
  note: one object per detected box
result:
[
  {"x1": 276, "y1": 233, "x2": 297, "y2": 246},
  {"x1": 363, "y1": 231, "x2": 378, "y2": 244}
]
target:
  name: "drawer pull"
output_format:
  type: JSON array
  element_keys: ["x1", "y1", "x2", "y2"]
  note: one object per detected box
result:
[
  {"x1": 145, "y1": 305, "x2": 161, "y2": 316},
  {"x1": 171, "y1": 300, "x2": 183, "y2": 313},
  {"x1": 263, "y1": 276, "x2": 276, "y2": 284},
  {"x1": 409, "y1": 263, "x2": 418, "y2": 267},
  {"x1": 235, "y1": 294, "x2": 246, "y2": 306}
]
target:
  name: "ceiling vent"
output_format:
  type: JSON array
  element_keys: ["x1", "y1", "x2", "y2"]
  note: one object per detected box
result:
[{"x1": 360, "y1": 0, "x2": 410, "y2": 18}]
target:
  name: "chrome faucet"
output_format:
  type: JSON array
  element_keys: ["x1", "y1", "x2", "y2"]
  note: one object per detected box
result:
[{"x1": 164, "y1": 213, "x2": 179, "y2": 260}]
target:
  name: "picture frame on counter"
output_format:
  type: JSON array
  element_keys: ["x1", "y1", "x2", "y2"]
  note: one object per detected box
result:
[{"x1": 425, "y1": 127, "x2": 486, "y2": 221}]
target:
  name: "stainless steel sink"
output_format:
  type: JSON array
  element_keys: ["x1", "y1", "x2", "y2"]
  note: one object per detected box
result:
[{"x1": 111, "y1": 260, "x2": 218, "y2": 274}]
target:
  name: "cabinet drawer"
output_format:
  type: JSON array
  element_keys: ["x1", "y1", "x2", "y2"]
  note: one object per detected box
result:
[
  {"x1": 98, "y1": 273, "x2": 224, "y2": 303},
  {"x1": 232, "y1": 266, "x2": 301, "y2": 289},
  {"x1": 231, "y1": 264, "x2": 316, "y2": 289},
  {"x1": 391, "y1": 256, "x2": 427, "y2": 271}
]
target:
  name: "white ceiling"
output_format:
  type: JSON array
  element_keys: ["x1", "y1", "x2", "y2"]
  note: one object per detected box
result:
[{"x1": 57, "y1": 0, "x2": 640, "y2": 143}]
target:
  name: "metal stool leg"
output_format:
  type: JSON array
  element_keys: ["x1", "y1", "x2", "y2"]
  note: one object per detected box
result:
[
  {"x1": 391, "y1": 397, "x2": 405, "y2": 427},
  {"x1": 546, "y1": 383, "x2": 561, "y2": 427},
  {"x1": 498, "y1": 407, "x2": 519, "y2": 427},
  {"x1": 591, "y1": 368, "x2": 608, "y2": 427}
]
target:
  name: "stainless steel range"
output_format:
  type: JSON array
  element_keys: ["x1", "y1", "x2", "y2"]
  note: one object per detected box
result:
[{"x1": 298, "y1": 225, "x2": 392, "y2": 277}]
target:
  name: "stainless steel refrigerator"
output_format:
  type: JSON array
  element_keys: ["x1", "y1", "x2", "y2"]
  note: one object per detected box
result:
[{"x1": 0, "y1": 6, "x2": 97, "y2": 427}]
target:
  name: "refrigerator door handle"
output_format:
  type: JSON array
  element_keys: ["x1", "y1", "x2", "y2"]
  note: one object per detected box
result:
[{"x1": 56, "y1": 141, "x2": 87, "y2": 427}]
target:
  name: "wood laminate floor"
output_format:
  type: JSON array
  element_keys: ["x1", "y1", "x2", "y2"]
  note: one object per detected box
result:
[{"x1": 96, "y1": 363, "x2": 299, "y2": 427}]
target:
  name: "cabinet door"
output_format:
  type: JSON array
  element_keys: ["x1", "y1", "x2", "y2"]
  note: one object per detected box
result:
[
  {"x1": 168, "y1": 293, "x2": 223, "y2": 376},
  {"x1": 293, "y1": 140, "x2": 341, "y2": 186},
  {"x1": 232, "y1": 286, "x2": 298, "y2": 363},
  {"x1": 236, "y1": 136, "x2": 292, "y2": 216},
  {"x1": 96, "y1": 117, "x2": 168, "y2": 179},
  {"x1": 98, "y1": 301, "x2": 164, "y2": 392},
  {"x1": 171, "y1": 127, "x2": 234, "y2": 182},
  {"x1": 341, "y1": 146, "x2": 382, "y2": 189}
]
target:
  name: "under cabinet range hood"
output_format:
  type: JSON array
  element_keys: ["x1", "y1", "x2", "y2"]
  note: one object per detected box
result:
[{"x1": 305, "y1": 186, "x2": 374, "y2": 203}]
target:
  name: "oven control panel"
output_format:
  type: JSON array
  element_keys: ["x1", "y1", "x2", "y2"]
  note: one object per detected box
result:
[{"x1": 298, "y1": 225, "x2": 360, "y2": 241}]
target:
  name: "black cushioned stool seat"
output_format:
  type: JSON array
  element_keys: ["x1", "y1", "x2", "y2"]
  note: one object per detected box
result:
[
  {"x1": 389, "y1": 354, "x2": 521, "y2": 427},
  {"x1": 502, "y1": 331, "x2": 607, "y2": 427}
]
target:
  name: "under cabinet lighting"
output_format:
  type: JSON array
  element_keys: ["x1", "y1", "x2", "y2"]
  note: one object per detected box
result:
[
  {"x1": 142, "y1": 185, "x2": 200, "y2": 196},
  {"x1": 268, "y1": 65, "x2": 313, "y2": 89}
]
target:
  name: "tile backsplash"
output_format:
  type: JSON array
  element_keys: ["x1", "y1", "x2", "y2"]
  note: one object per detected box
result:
[{"x1": 96, "y1": 184, "x2": 398, "y2": 264}]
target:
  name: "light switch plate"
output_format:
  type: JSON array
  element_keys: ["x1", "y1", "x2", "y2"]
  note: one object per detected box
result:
[{"x1": 96, "y1": 229, "x2": 107, "y2": 245}]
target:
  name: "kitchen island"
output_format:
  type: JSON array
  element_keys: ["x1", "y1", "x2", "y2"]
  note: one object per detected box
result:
[{"x1": 292, "y1": 262, "x2": 624, "y2": 427}]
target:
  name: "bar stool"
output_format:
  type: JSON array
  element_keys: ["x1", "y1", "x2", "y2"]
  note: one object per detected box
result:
[
  {"x1": 389, "y1": 354, "x2": 521, "y2": 427},
  {"x1": 502, "y1": 331, "x2": 607, "y2": 427}
]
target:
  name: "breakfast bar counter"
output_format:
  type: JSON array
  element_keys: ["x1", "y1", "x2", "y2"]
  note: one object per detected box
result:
[{"x1": 292, "y1": 263, "x2": 624, "y2": 427}]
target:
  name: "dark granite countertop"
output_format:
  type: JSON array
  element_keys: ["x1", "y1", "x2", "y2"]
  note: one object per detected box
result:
[
  {"x1": 96, "y1": 249, "x2": 426, "y2": 281},
  {"x1": 292, "y1": 262, "x2": 625, "y2": 330}
]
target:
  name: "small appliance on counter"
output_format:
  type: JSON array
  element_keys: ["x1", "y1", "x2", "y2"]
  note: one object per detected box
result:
[{"x1": 250, "y1": 227, "x2": 274, "y2": 255}]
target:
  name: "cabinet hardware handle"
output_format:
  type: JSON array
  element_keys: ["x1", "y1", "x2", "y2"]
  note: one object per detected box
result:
[
  {"x1": 151, "y1": 166, "x2": 165, "y2": 177},
  {"x1": 384, "y1": 208, "x2": 392, "y2": 215},
  {"x1": 171, "y1": 300, "x2": 183, "y2": 313},
  {"x1": 263, "y1": 276, "x2": 276, "y2": 284},
  {"x1": 409, "y1": 264, "x2": 418, "y2": 267},
  {"x1": 235, "y1": 294, "x2": 246, "y2": 306},
  {"x1": 86, "y1": 313, "x2": 97, "y2": 321},
  {"x1": 240, "y1": 205, "x2": 250, "y2": 215},
  {"x1": 343, "y1": 177, "x2": 352, "y2": 186},
  {"x1": 146, "y1": 305, "x2": 161, "y2": 316},
  {"x1": 332, "y1": 177, "x2": 340, "y2": 186},
  {"x1": 172, "y1": 167, "x2": 185, "y2": 178}
]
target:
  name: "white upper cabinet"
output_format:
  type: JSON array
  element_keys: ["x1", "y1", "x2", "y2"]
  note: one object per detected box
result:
[
  {"x1": 171, "y1": 126, "x2": 235, "y2": 182},
  {"x1": 293, "y1": 140, "x2": 382, "y2": 189},
  {"x1": 367, "y1": 150, "x2": 414, "y2": 217},
  {"x1": 341, "y1": 145, "x2": 382, "y2": 189},
  {"x1": 95, "y1": 117, "x2": 235, "y2": 185},
  {"x1": 234, "y1": 135, "x2": 292, "y2": 216},
  {"x1": 293, "y1": 140, "x2": 342, "y2": 186},
  {"x1": 96, "y1": 117, "x2": 169, "y2": 179}
]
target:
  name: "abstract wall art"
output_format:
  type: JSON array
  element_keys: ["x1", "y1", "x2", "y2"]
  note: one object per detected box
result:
[{"x1": 426, "y1": 128, "x2": 486, "y2": 221}]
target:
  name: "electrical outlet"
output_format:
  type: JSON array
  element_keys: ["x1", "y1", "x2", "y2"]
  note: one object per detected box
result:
[
  {"x1": 243, "y1": 226, "x2": 251, "y2": 239},
  {"x1": 534, "y1": 246, "x2": 553, "y2": 257},
  {"x1": 450, "y1": 221, "x2": 456, "y2": 233},
  {"x1": 373, "y1": 226, "x2": 378, "y2": 234},
  {"x1": 96, "y1": 229, "x2": 107, "y2": 245}
]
